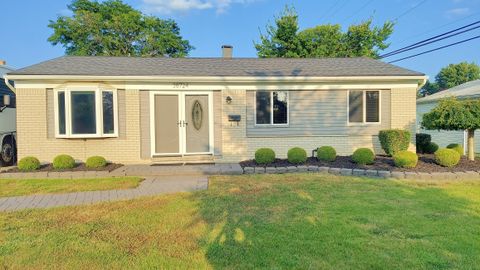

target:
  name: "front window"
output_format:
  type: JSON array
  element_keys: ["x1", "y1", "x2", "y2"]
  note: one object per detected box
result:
[
  {"x1": 55, "y1": 88, "x2": 117, "y2": 138},
  {"x1": 256, "y1": 91, "x2": 288, "y2": 125},
  {"x1": 348, "y1": 90, "x2": 380, "y2": 124}
]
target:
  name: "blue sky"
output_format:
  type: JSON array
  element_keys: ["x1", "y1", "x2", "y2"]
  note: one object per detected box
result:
[{"x1": 1, "y1": 0, "x2": 480, "y2": 79}]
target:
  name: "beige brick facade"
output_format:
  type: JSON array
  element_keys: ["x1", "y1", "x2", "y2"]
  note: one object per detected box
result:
[
  {"x1": 15, "y1": 86, "x2": 418, "y2": 164},
  {"x1": 16, "y1": 88, "x2": 144, "y2": 164},
  {"x1": 390, "y1": 88, "x2": 417, "y2": 151}
]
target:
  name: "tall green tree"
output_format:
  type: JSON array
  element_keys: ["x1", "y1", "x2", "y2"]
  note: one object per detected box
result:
[
  {"x1": 436, "y1": 62, "x2": 480, "y2": 90},
  {"x1": 422, "y1": 97, "x2": 480, "y2": 160},
  {"x1": 255, "y1": 6, "x2": 394, "y2": 58},
  {"x1": 419, "y1": 62, "x2": 480, "y2": 96},
  {"x1": 48, "y1": 0, "x2": 193, "y2": 57}
]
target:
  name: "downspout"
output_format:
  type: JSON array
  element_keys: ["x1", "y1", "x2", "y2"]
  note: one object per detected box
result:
[{"x1": 3, "y1": 75, "x2": 15, "y2": 93}]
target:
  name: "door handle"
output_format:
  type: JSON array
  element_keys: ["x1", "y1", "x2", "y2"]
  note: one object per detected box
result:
[{"x1": 177, "y1": 121, "x2": 182, "y2": 127}]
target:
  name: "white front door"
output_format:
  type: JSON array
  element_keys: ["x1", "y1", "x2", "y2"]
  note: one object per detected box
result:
[{"x1": 151, "y1": 91, "x2": 213, "y2": 156}]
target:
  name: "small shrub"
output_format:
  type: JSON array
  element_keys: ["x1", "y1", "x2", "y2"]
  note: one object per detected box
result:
[
  {"x1": 287, "y1": 147, "x2": 307, "y2": 164},
  {"x1": 379, "y1": 129, "x2": 411, "y2": 156},
  {"x1": 416, "y1": 133, "x2": 431, "y2": 154},
  {"x1": 255, "y1": 148, "x2": 276, "y2": 165},
  {"x1": 53, "y1": 154, "x2": 76, "y2": 170},
  {"x1": 424, "y1": 142, "x2": 439, "y2": 154},
  {"x1": 18, "y1": 156, "x2": 40, "y2": 172},
  {"x1": 393, "y1": 151, "x2": 418, "y2": 168},
  {"x1": 435, "y1": 148, "x2": 460, "y2": 167},
  {"x1": 317, "y1": 146, "x2": 336, "y2": 162},
  {"x1": 352, "y1": 148, "x2": 375, "y2": 165},
  {"x1": 86, "y1": 156, "x2": 107, "y2": 168},
  {"x1": 446, "y1": 143, "x2": 464, "y2": 156}
]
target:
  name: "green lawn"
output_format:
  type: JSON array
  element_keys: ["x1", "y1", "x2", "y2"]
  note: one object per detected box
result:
[
  {"x1": 1, "y1": 174, "x2": 479, "y2": 269},
  {"x1": 0, "y1": 177, "x2": 143, "y2": 197}
]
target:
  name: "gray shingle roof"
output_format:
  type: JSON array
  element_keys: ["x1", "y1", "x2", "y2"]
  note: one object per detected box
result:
[
  {"x1": 8, "y1": 56, "x2": 424, "y2": 77},
  {"x1": 417, "y1": 80, "x2": 480, "y2": 104}
]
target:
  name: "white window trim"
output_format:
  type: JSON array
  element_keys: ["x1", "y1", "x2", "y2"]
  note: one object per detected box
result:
[
  {"x1": 54, "y1": 87, "x2": 118, "y2": 138},
  {"x1": 254, "y1": 90, "x2": 289, "y2": 126},
  {"x1": 347, "y1": 90, "x2": 381, "y2": 125}
]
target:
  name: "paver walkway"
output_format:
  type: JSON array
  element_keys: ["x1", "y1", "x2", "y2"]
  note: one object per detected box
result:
[{"x1": 0, "y1": 175, "x2": 208, "y2": 212}]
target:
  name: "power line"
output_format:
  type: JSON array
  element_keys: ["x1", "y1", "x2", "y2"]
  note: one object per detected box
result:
[
  {"x1": 395, "y1": 11, "x2": 480, "y2": 46},
  {"x1": 393, "y1": 0, "x2": 428, "y2": 21},
  {"x1": 329, "y1": 0, "x2": 351, "y2": 20},
  {"x1": 389, "y1": 34, "x2": 480, "y2": 63},
  {"x1": 381, "y1": 20, "x2": 480, "y2": 58},
  {"x1": 321, "y1": 1, "x2": 343, "y2": 21},
  {"x1": 344, "y1": 0, "x2": 375, "y2": 21}
]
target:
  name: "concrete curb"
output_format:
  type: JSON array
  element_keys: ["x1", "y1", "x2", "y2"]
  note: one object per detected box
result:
[
  {"x1": 0, "y1": 163, "x2": 244, "y2": 179},
  {"x1": 240, "y1": 165, "x2": 480, "y2": 180}
]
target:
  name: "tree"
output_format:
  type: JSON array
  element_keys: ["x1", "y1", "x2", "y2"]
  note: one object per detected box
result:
[
  {"x1": 418, "y1": 62, "x2": 480, "y2": 97},
  {"x1": 435, "y1": 62, "x2": 480, "y2": 90},
  {"x1": 48, "y1": 0, "x2": 193, "y2": 57},
  {"x1": 418, "y1": 80, "x2": 439, "y2": 97},
  {"x1": 422, "y1": 97, "x2": 480, "y2": 160},
  {"x1": 254, "y1": 6, "x2": 394, "y2": 58}
]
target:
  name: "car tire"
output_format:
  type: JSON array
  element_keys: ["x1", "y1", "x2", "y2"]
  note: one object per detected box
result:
[{"x1": 1, "y1": 139, "x2": 15, "y2": 166}]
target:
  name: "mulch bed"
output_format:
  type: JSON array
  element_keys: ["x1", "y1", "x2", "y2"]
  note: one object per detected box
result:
[
  {"x1": 3, "y1": 163, "x2": 123, "y2": 173},
  {"x1": 240, "y1": 154, "x2": 480, "y2": 173}
]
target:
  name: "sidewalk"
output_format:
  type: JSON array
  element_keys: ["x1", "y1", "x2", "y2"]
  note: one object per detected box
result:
[{"x1": 0, "y1": 175, "x2": 208, "y2": 212}]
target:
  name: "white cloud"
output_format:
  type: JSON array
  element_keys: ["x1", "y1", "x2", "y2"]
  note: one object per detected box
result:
[
  {"x1": 446, "y1": 7, "x2": 471, "y2": 17},
  {"x1": 142, "y1": 0, "x2": 257, "y2": 14}
]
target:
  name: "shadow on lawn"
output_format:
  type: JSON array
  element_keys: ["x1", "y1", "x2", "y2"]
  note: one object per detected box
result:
[{"x1": 190, "y1": 175, "x2": 480, "y2": 269}]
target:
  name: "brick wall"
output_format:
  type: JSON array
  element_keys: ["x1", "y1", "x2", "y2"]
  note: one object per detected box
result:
[
  {"x1": 16, "y1": 88, "x2": 144, "y2": 164},
  {"x1": 390, "y1": 87, "x2": 417, "y2": 151}
]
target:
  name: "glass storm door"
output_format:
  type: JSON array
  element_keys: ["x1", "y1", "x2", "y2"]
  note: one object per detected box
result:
[
  {"x1": 153, "y1": 92, "x2": 211, "y2": 156},
  {"x1": 154, "y1": 94, "x2": 181, "y2": 155}
]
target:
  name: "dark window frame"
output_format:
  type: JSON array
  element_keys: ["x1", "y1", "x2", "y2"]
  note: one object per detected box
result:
[{"x1": 255, "y1": 91, "x2": 289, "y2": 126}]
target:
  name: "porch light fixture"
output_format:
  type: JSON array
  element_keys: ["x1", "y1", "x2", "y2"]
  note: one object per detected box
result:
[{"x1": 226, "y1": 96, "x2": 232, "y2": 104}]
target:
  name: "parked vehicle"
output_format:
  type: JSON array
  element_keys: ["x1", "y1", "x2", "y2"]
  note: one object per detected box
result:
[{"x1": 0, "y1": 61, "x2": 16, "y2": 166}]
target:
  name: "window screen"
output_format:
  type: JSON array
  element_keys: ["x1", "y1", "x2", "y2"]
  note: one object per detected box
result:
[
  {"x1": 256, "y1": 91, "x2": 271, "y2": 124},
  {"x1": 366, "y1": 91, "x2": 379, "y2": 122},
  {"x1": 71, "y1": 91, "x2": 96, "y2": 134},
  {"x1": 102, "y1": 91, "x2": 115, "y2": 134},
  {"x1": 349, "y1": 90, "x2": 363, "y2": 123}
]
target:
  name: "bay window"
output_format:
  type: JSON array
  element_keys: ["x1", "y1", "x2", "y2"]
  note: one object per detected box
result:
[
  {"x1": 55, "y1": 88, "x2": 118, "y2": 138},
  {"x1": 348, "y1": 90, "x2": 380, "y2": 124},
  {"x1": 255, "y1": 91, "x2": 288, "y2": 125}
]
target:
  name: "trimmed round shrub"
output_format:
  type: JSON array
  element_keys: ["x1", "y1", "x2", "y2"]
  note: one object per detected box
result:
[
  {"x1": 352, "y1": 148, "x2": 375, "y2": 165},
  {"x1": 317, "y1": 146, "x2": 336, "y2": 162},
  {"x1": 18, "y1": 156, "x2": 40, "y2": 172},
  {"x1": 379, "y1": 129, "x2": 411, "y2": 156},
  {"x1": 424, "y1": 142, "x2": 439, "y2": 154},
  {"x1": 52, "y1": 154, "x2": 76, "y2": 170},
  {"x1": 86, "y1": 156, "x2": 107, "y2": 168},
  {"x1": 393, "y1": 151, "x2": 418, "y2": 168},
  {"x1": 287, "y1": 147, "x2": 307, "y2": 164},
  {"x1": 435, "y1": 148, "x2": 460, "y2": 167},
  {"x1": 447, "y1": 143, "x2": 464, "y2": 156},
  {"x1": 416, "y1": 133, "x2": 432, "y2": 154},
  {"x1": 255, "y1": 148, "x2": 276, "y2": 165}
]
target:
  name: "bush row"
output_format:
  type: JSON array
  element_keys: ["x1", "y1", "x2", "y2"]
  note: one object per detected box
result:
[{"x1": 17, "y1": 155, "x2": 107, "y2": 172}]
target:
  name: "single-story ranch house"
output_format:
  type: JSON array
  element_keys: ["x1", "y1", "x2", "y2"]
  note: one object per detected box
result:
[
  {"x1": 417, "y1": 79, "x2": 480, "y2": 154},
  {"x1": 4, "y1": 47, "x2": 426, "y2": 164}
]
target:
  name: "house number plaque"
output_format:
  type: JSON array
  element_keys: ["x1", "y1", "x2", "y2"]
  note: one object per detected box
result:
[{"x1": 173, "y1": 82, "x2": 189, "y2": 88}]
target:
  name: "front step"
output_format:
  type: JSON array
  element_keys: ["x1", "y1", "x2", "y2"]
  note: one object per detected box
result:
[{"x1": 151, "y1": 155, "x2": 215, "y2": 165}]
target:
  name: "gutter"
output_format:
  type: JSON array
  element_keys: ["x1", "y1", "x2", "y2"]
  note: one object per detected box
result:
[
  {"x1": 3, "y1": 75, "x2": 15, "y2": 93},
  {"x1": 5, "y1": 74, "x2": 427, "y2": 83}
]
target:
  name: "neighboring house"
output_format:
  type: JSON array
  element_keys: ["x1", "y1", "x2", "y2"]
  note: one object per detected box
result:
[
  {"x1": 5, "y1": 47, "x2": 426, "y2": 164},
  {"x1": 417, "y1": 80, "x2": 480, "y2": 154}
]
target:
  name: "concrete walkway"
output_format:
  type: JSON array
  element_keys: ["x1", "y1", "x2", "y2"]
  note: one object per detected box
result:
[{"x1": 0, "y1": 175, "x2": 208, "y2": 212}]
